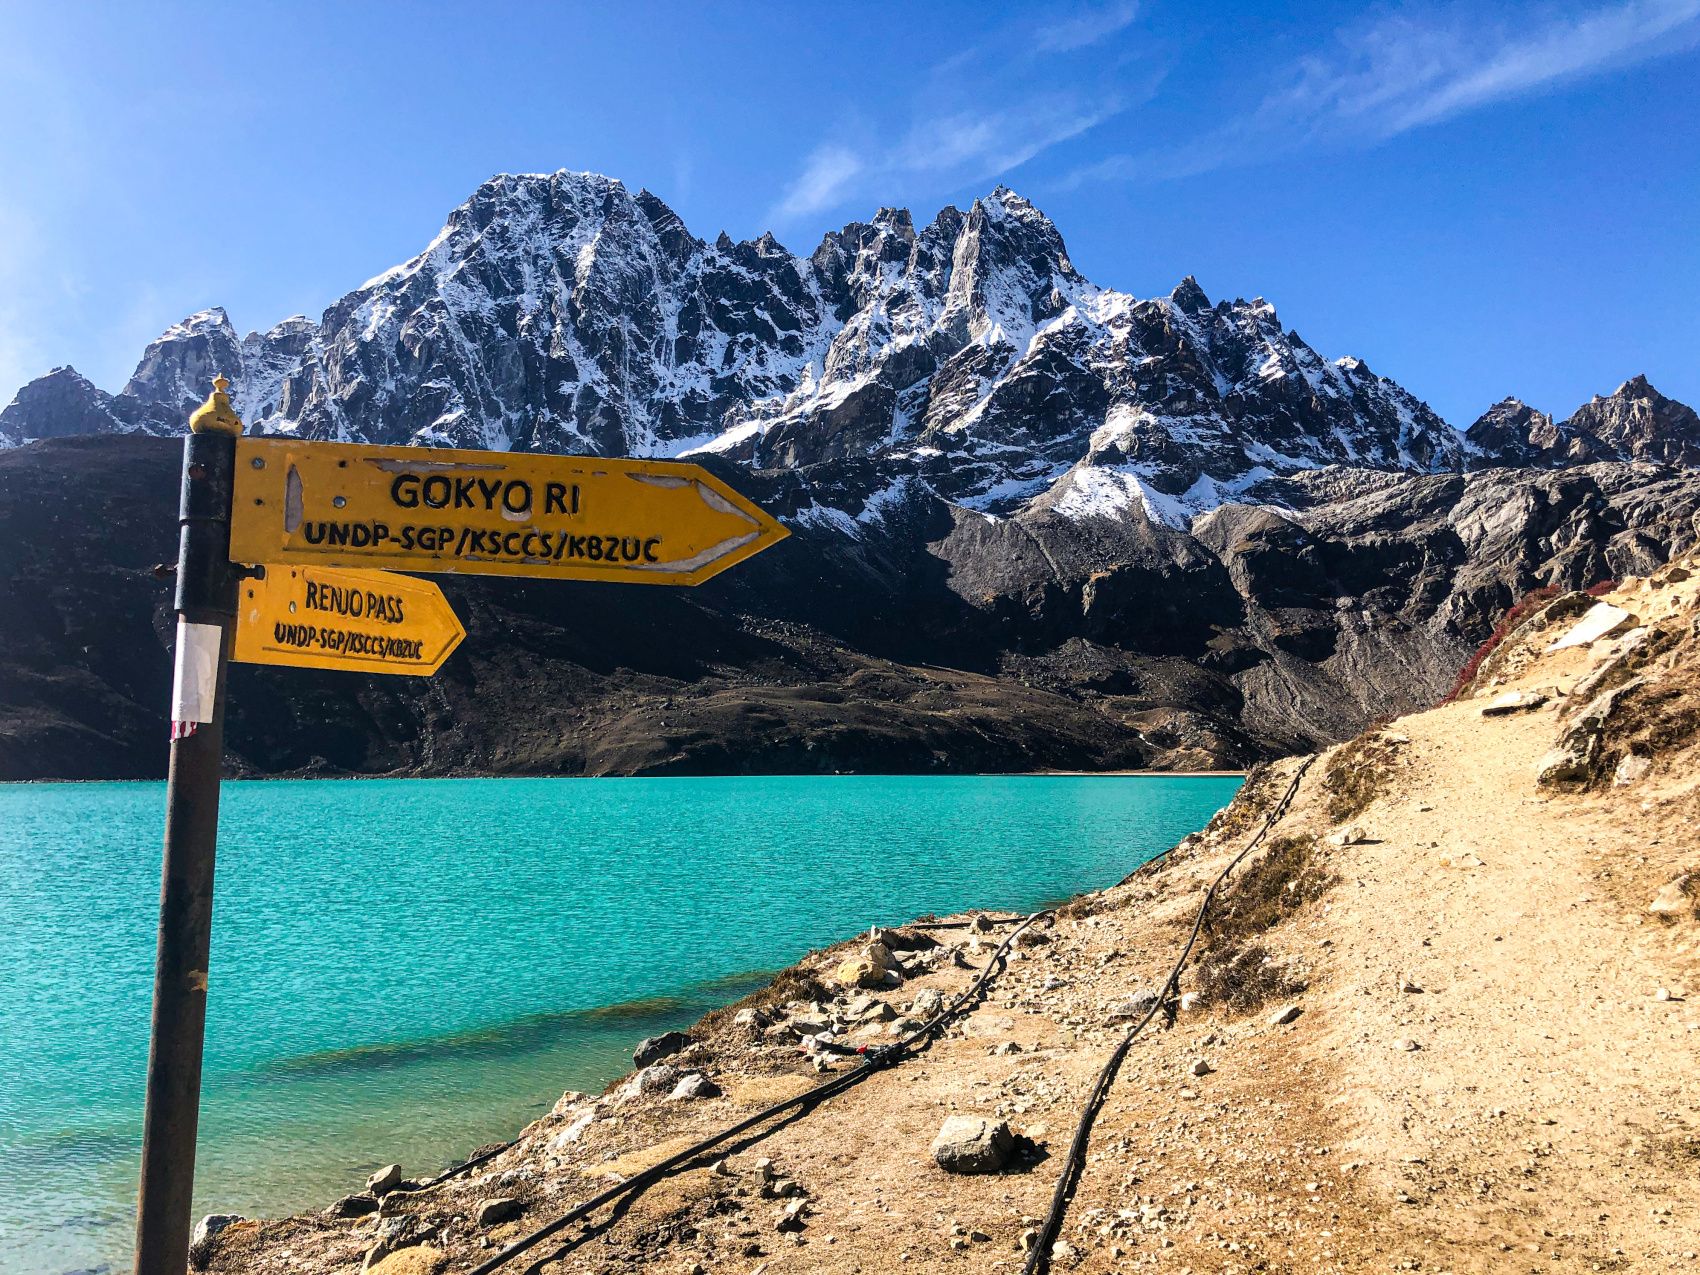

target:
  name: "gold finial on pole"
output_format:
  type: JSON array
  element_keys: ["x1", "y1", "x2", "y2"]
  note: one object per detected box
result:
[{"x1": 188, "y1": 374, "x2": 243, "y2": 436}]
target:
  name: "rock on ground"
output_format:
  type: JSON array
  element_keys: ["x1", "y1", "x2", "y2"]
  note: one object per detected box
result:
[
  {"x1": 930, "y1": 1116, "x2": 1014, "y2": 1174},
  {"x1": 632, "y1": 1030, "x2": 689, "y2": 1068}
]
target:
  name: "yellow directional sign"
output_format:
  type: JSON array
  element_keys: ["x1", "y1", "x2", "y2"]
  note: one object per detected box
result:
[
  {"x1": 228, "y1": 439, "x2": 789, "y2": 585},
  {"x1": 232, "y1": 564, "x2": 465, "y2": 675}
]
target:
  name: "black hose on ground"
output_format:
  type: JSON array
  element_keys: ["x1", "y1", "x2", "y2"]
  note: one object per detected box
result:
[
  {"x1": 465, "y1": 908, "x2": 1056, "y2": 1275},
  {"x1": 1019, "y1": 755, "x2": 1315, "y2": 1275}
]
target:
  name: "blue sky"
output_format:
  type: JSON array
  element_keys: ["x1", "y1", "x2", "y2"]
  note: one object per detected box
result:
[{"x1": 1, "y1": 0, "x2": 1696, "y2": 427}]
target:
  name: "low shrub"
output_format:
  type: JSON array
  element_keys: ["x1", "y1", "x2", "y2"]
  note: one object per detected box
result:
[
  {"x1": 1197, "y1": 764, "x2": 1280, "y2": 844},
  {"x1": 1192, "y1": 834, "x2": 1334, "y2": 1012},
  {"x1": 1439, "y1": 585, "x2": 1560, "y2": 705},
  {"x1": 1441, "y1": 576, "x2": 1620, "y2": 705},
  {"x1": 1193, "y1": 941, "x2": 1306, "y2": 1013},
  {"x1": 1210, "y1": 834, "x2": 1335, "y2": 948},
  {"x1": 1322, "y1": 735, "x2": 1401, "y2": 823}
]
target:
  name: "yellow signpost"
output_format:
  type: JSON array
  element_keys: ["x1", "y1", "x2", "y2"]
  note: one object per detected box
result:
[
  {"x1": 139, "y1": 385, "x2": 791, "y2": 1275},
  {"x1": 233, "y1": 564, "x2": 465, "y2": 675},
  {"x1": 229, "y1": 437, "x2": 789, "y2": 585}
]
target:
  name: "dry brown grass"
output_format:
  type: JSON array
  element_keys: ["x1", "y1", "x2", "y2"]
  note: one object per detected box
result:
[
  {"x1": 1322, "y1": 735, "x2": 1401, "y2": 823},
  {"x1": 1193, "y1": 941, "x2": 1306, "y2": 1013},
  {"x1": 1211, "y1": 835, "x2": 1335, "y2": 947},
  {"x1": 1588, "y1": 652, "x2": 1700, "y2": 788},
  {"x1": 1199, "y1": 763, "x2": 1282, "y2": 842},
  {"x1": 1193, "y1": 834, "x2": 1334, "y2": 1011}
]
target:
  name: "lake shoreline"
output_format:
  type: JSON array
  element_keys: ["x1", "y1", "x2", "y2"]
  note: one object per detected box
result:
[
  {"x1": 0, "y1": 767, "x2": 1249, "y2": 786},
  {"x1": 0, "y1": 772, "x2": 1239, "y2": 1275}
]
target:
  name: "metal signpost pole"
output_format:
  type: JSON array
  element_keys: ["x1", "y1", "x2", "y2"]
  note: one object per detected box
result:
[{"x1": 134, "y1": 378, "x2": 244, "y2": 1275}]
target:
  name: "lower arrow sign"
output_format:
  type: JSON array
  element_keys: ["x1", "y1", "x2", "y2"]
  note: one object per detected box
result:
[{"x1": 233, "y1": 564, "x2": 465, "y2": 675}]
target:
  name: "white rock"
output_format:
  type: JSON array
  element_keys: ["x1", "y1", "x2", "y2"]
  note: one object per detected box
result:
[
  {"x1": 628, "y1": 1063, "x2": 682, "y2": 1095},
  {"x1": 1268, "y1": 1003, "x2": 1303, "y2": 1026},
  {"x1": 669, "y1": 1070, "x2": 724, "y2": 1100},
  {"x1": 1481, "y1": 689, "x2": 1549, "y2": 716},
  {"x1": 908, "y1": 988, "x2": 945, "y2": 1018},
  {"x1": 1614, "y1": 753, "x2": 1651, "y2": 786},
  {"x1": 1548, "y1": 602, "x2": 1635, "y2": 651},
  {"x1": 476, "y1": 1197, "x2": 521, "y2": 1227},
  {"x1": 1649, "y1": 875, "x2": 1695, "y2": 917},
  {"x1": 188, "y1": 1214, "x2": 244, "y2": 1265},
  {"x1": 548, "y1": 1089, "x2": 587, "y2": 1118},
  {"x1": 548, "y1": 1108, "x2": 597, "y2": 1149}
]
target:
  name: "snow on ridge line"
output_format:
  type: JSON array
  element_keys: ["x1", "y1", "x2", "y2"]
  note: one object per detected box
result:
[
  {"x1": 5, "y1": 169, "x2": 1502, "y2": 526},
  {"x1": 1047, "y1": 462, "x2": 1277, "y2": 530}
]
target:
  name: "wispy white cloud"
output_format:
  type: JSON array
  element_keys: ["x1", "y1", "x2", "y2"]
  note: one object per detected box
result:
[
  {"x1": 769, "y1": 6, "x2": 1149, "y2": 225},
  {"x1": 1034, "y1": 1, "x2": 1140, "y2": 53},
  {"x1": 774, "y1": 96, "x2": 1129, "y2": 222},
  {"x1": 1273, "y1": 0, "x2": 1700, "y2": 139},
  {"x1": 774, "y1": 146, "x2": 866, "y2": 220},
  {"x1": 1063, "y1": 0, "x2": 1700, "y2": 188}
]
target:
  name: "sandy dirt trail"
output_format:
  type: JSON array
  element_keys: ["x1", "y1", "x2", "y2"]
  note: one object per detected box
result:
[{"x1": 210, "y1": 567, "x2": 1700, "y2": 1275}]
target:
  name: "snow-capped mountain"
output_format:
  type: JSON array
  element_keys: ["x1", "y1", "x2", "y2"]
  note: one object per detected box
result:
[{"x1": 1, "y1": 171, "x2": 1693, "y2": 528}]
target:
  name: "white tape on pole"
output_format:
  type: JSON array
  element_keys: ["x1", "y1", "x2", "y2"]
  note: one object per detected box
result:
[{"x1": 170, "y1": 619, "x2": 222, "y2": 729}]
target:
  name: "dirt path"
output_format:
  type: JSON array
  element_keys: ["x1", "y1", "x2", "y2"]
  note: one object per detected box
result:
[{"x1": 208, "y1": 568, "x2": 1700, "y2": 1275}]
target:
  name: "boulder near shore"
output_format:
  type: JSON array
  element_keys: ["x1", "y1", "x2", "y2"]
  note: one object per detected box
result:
[{"x1": 198, "y1": 563, "x2": 1700, "y2": 1273}]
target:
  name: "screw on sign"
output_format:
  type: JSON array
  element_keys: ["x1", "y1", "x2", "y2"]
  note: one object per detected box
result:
[{"x1": 133, "y1": 379, "x2": 789, "y2": 1275}]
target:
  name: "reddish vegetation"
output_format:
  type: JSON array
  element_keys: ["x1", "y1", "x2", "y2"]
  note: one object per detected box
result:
[
  {"x1": 1440, "y1": 585, "x2": 1562, "y2": 705},
  {"x1": 1441, "y1": 576, "x2": 1622, "y2": 705}
]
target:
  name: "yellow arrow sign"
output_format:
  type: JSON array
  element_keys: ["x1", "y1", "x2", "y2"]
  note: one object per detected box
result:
[
  {"x1": 232, "y1": 564, "x2": 465, "y2": 676},
  {"x1": 228, "y1": 439, "x2": 789, "y2": 585}
]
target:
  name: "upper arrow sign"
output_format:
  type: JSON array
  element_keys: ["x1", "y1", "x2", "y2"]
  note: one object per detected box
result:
[{"x1": 228, "y1": 439, "x2": 789, "y2": 585}]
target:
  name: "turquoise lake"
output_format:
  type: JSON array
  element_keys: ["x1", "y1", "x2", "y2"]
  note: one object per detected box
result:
[{"x1": 0, "y1": 773, "x2": 1238, "y2": 1274}]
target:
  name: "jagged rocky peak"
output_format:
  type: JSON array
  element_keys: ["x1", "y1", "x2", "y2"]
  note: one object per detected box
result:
[
  {"x1": 1567, "y1": 374, "x2": 1700, "y2": 467},
  {"x1": 1169, "y1": 275, "x2": 1210, "y2": 314},
  {"x1": 0, "y1": 366, "x2": 123, "y2": 445},
  {"x1": 121, "y1": 308, "x2": 243, "y2": 423},
  {"x1": 1465, "y1": 396, "x2": 1555, "y2": 465},
  {"x1": 1466, "y1": 375, "x2": 1700, "y2": 470}
]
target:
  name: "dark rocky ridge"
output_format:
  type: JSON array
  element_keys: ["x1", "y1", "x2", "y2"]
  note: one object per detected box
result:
[
  {"x1": 1464, "y1": 377, "x2": 1700, "y2": 469},
  {"x1": 3, "y1": 435, "x2": 1696, "y2": 782},
  {"x1": 3, "y1": 172, "x2": 1699, "y2": 780}
]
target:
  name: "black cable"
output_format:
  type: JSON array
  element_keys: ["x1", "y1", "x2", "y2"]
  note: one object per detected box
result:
[
  {"x1": 465, "y1": 908, "x2": 1055, "y2": 1274},
  {"x1": 1020, "y1": 756, "x2": 1314, "y2": 1275}
]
